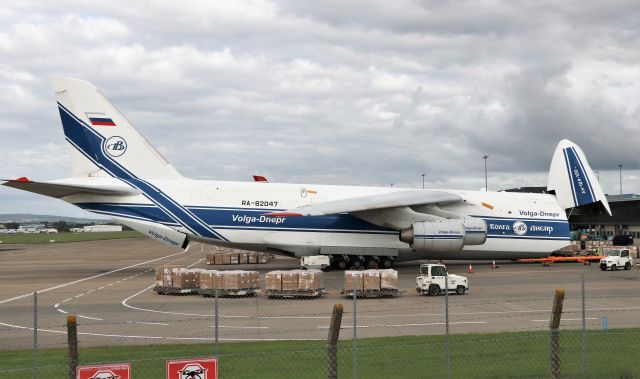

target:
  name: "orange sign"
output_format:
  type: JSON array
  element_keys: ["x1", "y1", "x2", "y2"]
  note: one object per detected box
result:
[
  {"x1": 167, "y1": 358, "x2": 218, "y2": 379},
  {"x1": 77, "y1": 363, "x2": 131, "y2": 379}
]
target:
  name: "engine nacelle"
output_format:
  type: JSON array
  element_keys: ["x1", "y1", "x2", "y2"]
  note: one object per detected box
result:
[
  {"x1": 400, "y1": 221, "x2": 465, "y2": 252},
  {"x1": 462, "y1": 217, "x2": 487, "y2": 245}
]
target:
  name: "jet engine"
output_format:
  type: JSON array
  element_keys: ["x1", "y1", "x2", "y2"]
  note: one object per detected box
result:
[
  {"x1": 399, "y1": 221, "x2": 466, "y2": 252},
  {"x1": 461, "y1": 217, "x2": 487, "y2": 245}
]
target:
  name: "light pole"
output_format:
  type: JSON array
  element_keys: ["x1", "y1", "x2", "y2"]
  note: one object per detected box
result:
[
  {"x1": 482, "y1": 155, "x2": 489, "y2": 191},
  {"x1": 618, "y1": 164, "x2": 623, "y2": 194},
  {"x1": 422, "y1": 173, "x2": 425, "y2": 189}
]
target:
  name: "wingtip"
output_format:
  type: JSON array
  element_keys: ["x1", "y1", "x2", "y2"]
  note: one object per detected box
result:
[{"x1": 1, "y1": 176, "x2": 32, "y2": 183}]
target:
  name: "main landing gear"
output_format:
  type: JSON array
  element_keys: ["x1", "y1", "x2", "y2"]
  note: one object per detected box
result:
[{"x1": 330, "y1": 255, "x2": 395, "y2": 270}]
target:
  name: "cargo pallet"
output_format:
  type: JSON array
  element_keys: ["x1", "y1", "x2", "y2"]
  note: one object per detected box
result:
[
  {"x1": 266, "y1": 289, "x2": 325, "y2": 299},
  {"x1": 154, "y1": 286, "x2": 199, "y2": 295},
  {"x1": 343, "y1": 289, "x2": 398, "y2": 298},
  {"x1": 199, "y1": 288, "x2": 260, "y2": 297}
]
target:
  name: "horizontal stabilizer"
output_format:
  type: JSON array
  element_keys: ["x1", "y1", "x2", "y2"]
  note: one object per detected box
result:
[{"x1": 1, "y1": 178, "x2": 140, "y2": 198}]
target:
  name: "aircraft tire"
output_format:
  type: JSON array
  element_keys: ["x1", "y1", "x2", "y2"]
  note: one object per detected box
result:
[
  {"x1": 332, "y1": 256, "x2": 348, "y2": 270},
  {"x1": 349, "y1": 256, "x2": 363, "y2": 270},
  {"x1": 379, "y1": 257, "x2": 393, "y2": 269}
]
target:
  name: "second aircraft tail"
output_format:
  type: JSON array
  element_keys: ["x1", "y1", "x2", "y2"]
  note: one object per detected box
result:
[{"x1": 547, "y1": 139, "x2": 611, "y2": 215}]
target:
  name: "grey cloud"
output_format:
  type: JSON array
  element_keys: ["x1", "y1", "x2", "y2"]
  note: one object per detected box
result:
[{"x1": 0, "y1": 1, "x2": 639, "y2": 216}]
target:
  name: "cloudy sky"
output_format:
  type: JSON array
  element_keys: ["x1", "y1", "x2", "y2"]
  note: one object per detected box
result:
[{"x1": 1, "y1": 0, "x2": 639, "y2": 217}]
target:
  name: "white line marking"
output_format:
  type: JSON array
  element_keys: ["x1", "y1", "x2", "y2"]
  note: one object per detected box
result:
[
  {"x1": 78, "y1": 315, "x2": 103, "y2": 321},
  {"x1": 54, "y1": 303, "x2": 59, "y2": 308},
  {"x1": 74, "y1": 294, "x2": 84, "y2": 298},
  {"x1": 210, "y1": 325, "x2": 270, "y2": 329},
  {"x1": 532, "y1": 318, "x2": 598, "y2": 322},
  {"x1": 57, "y1": 308, "x2": 67, "y2": 314},
  {"x1": 0, "y1": 243, "x2": 198, "y2": 305},
  {"x1": 0, "y1": 321, "x2": 319, "y2": 341},
  {"x1": 62, "y1": 298, "x2": 72, "y2": 303},
  {"x1": 317, "y1": 321, "x2": 487, "y2": 329},
  {"x1": 127, "y1": 321, "x2": 170, "y2": 326}
]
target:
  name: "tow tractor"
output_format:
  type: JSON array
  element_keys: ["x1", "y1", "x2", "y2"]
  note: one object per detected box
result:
[
  {"x1": 599, "y1": 249, "x2": 633, "y2": 271},
  {"x1": 416, "y1": 264, "x2": 469, "y2": 296}
]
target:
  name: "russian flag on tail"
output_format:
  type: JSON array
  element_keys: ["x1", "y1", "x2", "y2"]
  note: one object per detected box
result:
[{"x1": 86, "y1": 112, "x2": 116, "y2": 126}]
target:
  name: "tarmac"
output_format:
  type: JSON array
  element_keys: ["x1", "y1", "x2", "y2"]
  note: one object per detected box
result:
[{"x1": 1, "y1": 238, "x2": 639, "y2": 349}]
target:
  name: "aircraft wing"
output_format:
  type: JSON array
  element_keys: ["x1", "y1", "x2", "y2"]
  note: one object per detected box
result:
[
  {"x1": 266, "y1": 190, "x2": 462, "y2": 217},
  {"x1": 1, "y1": 178, "x2": 140, "y2": 198}
]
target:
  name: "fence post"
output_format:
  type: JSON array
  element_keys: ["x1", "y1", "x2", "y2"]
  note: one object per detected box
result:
[
  {"x1": 33, "y1": 291, "x2": 38, "y2": 379},
  {"x1": 445, "y1": 272, "x2": 451, "y2": 379},
  {"x1": 214, "y1": 278, "x2": 219, "y2": 357},
  {"x1": 581, "y1": 273, "x2": 586, "y2": 378},
  {"x1": 327, "y1": 304, "x2": 344, "y2": 379},
  {"x1": 352, "y1": 275, "x2": 357, "y2": 379},
  {"x1": 67, "y1": 315, "x2": 78, "y2": 379},
  {"x1": 549, "y1": 288, "x2": 565, "y2": 379}
]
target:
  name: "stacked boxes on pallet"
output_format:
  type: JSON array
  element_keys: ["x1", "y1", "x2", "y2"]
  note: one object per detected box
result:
[
  {"x1": 344, "y1": 269, "x2": 398, "y2": 296},
  {"x1": 266, "y1": 271, "x2": 282, "y2": 291},
  {"x1": 155, "y1": 264, "x2": 186, "y2": 288},
  {"x1": 265, "y1": 269, "x2": 324, "y2": 297},
  {"x1": 298, "y1": 269, "x2": 324, "y2": 291},
  {"x1": 215, "y1": 270, "x2": 260, "y2": 291},
  {"x1": 380, "y1": 269, "x2": 399, "y2": 290},
  {"x1": 198, "y1": 270, "x2": 224, "y2": 291},
  {"x1": 172, "y1": 269, "x2": 200, "y2": 290},
  {"x1": 281, "y1": 270, "x2": 299, "y2": 291},
  {"x1": 363, "y1": 270, "x2": 381, "y2": 290},
  {"x1": 344, "y1": 271, "x2": 365, "y2": 291},
  {"x1": 205, "y1": 251, "x2": 273, "y2": 265}
]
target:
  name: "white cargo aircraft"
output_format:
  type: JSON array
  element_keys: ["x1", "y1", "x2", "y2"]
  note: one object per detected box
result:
[{"x1": 2, "y1": 78, "x2": 611, "y2": 269}]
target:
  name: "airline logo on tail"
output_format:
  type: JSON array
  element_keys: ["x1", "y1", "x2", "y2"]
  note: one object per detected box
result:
[{"x1": 104, "y1": 136, "x2": 127, "y2": 157}]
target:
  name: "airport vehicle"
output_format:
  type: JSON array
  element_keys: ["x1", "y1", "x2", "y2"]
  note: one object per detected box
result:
[
  {"x1": 599, "y1": 249, "x2": 633, "y2": 271},
  {"x1": 301, "y1": 255, "x2": 331, "y2": 271},
  {"x1": 416, "y1": 264, "x2": 468, "y2": 295},
  {"x1": 2, "y1": 78, "x2": 612, "y2": 268}
]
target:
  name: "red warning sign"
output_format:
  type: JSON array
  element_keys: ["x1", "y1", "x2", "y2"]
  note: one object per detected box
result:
[
  {"x1": 77, "y1": 363, "x2": 131, "y2": 379},
  {"x1": 166, "y1": 357, "x2": 218, "y2": 379}
]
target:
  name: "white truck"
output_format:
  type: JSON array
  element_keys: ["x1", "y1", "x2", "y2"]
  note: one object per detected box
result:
[
  {"x1": 301, "y1": 255, "x2": 331, "y2": 271},
  {"x1": 599, "y1": 249, "x2": 633, "y2": 271},
  {"x1": 416, "y1": 264, "x2": 469, "y2": 296}
]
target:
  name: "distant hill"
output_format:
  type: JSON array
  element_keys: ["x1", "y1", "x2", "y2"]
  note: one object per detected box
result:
[{"x1": 0, "y1": 213, "x2": 112, "y2": 224}]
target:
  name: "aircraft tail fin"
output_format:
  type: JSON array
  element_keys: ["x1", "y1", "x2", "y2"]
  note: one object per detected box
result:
[
  {"x1": 547, "y1": 139, "x2": 611, "y2": 215},
  {"x1": 51, "y1": 77, "x2": 182, "y2": 180}
]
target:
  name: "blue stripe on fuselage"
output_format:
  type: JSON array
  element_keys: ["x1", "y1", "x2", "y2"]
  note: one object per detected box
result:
[{"x1": 75, "y1": 202, "x2": 570, "y2": 241}]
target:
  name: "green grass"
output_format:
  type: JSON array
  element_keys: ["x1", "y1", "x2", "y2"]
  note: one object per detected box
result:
[
  {"x1": 0, "y1": 231, "x2": 143, "y2": 244},
  {"x1": 1, "y1": 329, "x2": 638, "y2": 378}
]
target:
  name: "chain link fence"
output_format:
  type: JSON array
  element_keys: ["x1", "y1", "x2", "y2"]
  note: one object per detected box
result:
[{"x1": 1, "y1": 263, "x2": 639, "y2": 378}]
